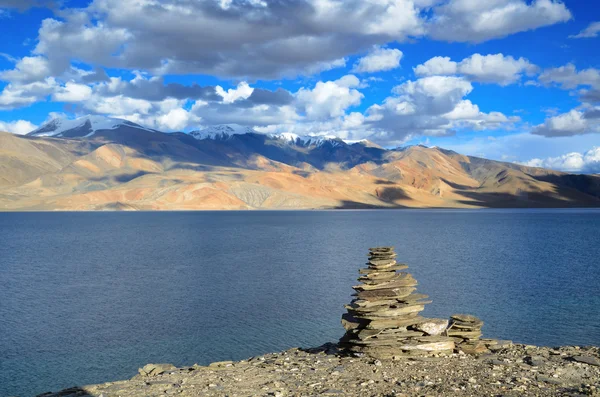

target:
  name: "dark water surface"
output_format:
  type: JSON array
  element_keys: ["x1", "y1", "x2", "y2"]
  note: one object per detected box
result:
[{"x1": 1, "y1": 210, "x2": 599, "y2": 396}]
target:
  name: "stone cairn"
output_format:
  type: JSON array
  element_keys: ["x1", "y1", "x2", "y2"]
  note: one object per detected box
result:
[
  {"x1": 448, "y1": 314, "x2": 513, "y2": 353},
  {"x1": 339, "y1": 247, "x2": 455, "y2": 359},
  {"x1": 447, "y1": 314, "x2": 487, "y2": 354}
]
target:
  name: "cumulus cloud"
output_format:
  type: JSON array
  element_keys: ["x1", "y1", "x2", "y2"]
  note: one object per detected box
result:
[
  {"x1": 414, "y1": 56, "x2": 457, "y2": 76},
  {"x1": 31, "y1": 0, "x2": 425, "y2": 80},
  {"x1": 521, "y1": 147, "x2": 600, "y2": 173},
  {"x1": 569, "y1": 21, "x2": 600, "y2": 39},
  {"x1": 428, "y1": 0, "x2": 572, "y2": 43},
  {"x1": 414, "y1": 53, "x2": 537, "y2": 85},
  {"x1": 538, "y1": 64, "x2": 600, "y2": 89},
  {"x1": 352, "y1": 47, "x2": 403, "y2": 73},
  {"x1": 94, "y1": 74, "x2": 220, "y2": 102},
  {"x1": 296, "y1": 75, "x2": 363, "y2": 120},
  {"x1": 0, "y1": 56, "x2": 52, "y2": 83},
  {"x1": 98, "y1": 98, "x2": 200, "y2": 132},
  {"x1": 52, "y1": 82, "x2": 93, "y2": 102},
  {"x1": 532, "y1": 109, "x2": 600, "y2": 137},
  {"x1": 365, "y1": 76, "x2": 517, "y2": 143},
  {"x1": 7, "y1": 0, "x2": 571, "y2": 82},
  {"x1": 0, "y1": 78, "x2": 57, "y2": 109},
  {"x1": 216, "y1": 82, "x2": 254, "y2": 104},
  {"x1": 0, "y1": 119, "x2": 38, "y2": 135}
]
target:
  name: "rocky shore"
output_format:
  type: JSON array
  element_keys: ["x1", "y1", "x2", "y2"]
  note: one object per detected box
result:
[
  {"x1": 37, "y1": 247, "x2": 600, "y2": 396},
  {"x1": 38, "y1": 343, "x2": 600, "y2": 397}
]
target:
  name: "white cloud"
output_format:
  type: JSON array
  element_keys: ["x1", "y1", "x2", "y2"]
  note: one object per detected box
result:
[
  {"x1": 18, "y1": 0, "x2": 570, "y2": 82},
  {"x1": 428, "y1": 0, "x2": 572, "y2": 43},
  {"x1": 0, "y1": 119, "x2": 38, "y2": 135},
  {"x1": 458, "y1": 54, "x2": 537, "y2": 85},
  {"x1": 414, "y1": 53, "x2": 537, "y2": 85},
  {"x1": 352, "y1": 46, "x2": 403, "y2": 73},
  {"x1": 216, "y1": 82, "x2": 254, "y2": 104},
  {"x1": 569, "y1": 21, "x2": 600, "y2": 39},
  {"x1": 394, "y1": 75, "x2": 474, "y2": 114},
  {"x1": 521, "y1": 147, "x2": 600, "y2": 173},
  {"x1": 532, "y1": 109, "x2": 600, "y2": 137},
  {"x1": 0, "y1": 56, "x2": 51, "y2": 83},
  {"x1": 123, "y1": 106, "x2": 200, "y2": 132},
  {"x1": 30, "y1": 0, "x2": 425, "y2": 80},
  {"x1": 414, "y1": 56, "x2": 457, "y2": 76},
  {"x1": 52, "y1": 81, "x2": 93, "y2": 102},
  {"x1": 296, "y1": 75, "x2": 363, "y2": 120},
  {"x1": 538, "y1": 64, "x2": 600, "y2": 89},
  {"x1": 85, "y1": 95, "x2": 154, "y2": 116},
  {"x1": 35, "y1": 16, "x2": 133, "y2": 73},
  {"x1": 0, "y1": 78, "x2": 57, "y2": 109},
  {"x1": 364, "y1": 75, "x2": 517, "y2": 143}
]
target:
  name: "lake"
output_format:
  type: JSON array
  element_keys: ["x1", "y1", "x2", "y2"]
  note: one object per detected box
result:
[{"x1": 1, "y1": 209, "x2": 599, "y2": 396}]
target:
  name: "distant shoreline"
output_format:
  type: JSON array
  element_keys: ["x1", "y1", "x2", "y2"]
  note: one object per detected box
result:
[{"x1": 3, "y1": 206, "x2": 600, "y2": 213}]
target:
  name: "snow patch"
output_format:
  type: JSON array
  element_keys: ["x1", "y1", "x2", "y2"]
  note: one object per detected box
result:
[
  {"x1": 29, "y1": 115, "x2": 127, "y2": 137},
  {"x1": 189, "y1": 124, "x2": 255, "y2": 140},
  {"x1": 189, "y1": 124, "x2": 344, "y2": 148}
]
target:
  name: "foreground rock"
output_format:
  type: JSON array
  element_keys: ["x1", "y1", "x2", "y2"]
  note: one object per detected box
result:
[
  {"x1": 339, "y1": 247, "x2": 456, "y2": 358},
  {"x1": 39, "y1": 344, "x2": 600, "y2": 397}
]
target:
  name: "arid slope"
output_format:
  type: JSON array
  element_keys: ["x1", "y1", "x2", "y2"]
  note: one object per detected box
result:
[{"x1": 1, "y1": 131, "x2": 599, "y2": 210}]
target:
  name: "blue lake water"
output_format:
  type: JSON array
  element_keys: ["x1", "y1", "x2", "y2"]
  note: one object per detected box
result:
[{"x1": 1, "y1": 209, "x2": 599, "y2": 396}]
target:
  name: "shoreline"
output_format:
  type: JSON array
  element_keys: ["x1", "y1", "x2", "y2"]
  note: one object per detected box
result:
[{"x1": 39, "y1": 343, "x2": 600, "y2": 397}]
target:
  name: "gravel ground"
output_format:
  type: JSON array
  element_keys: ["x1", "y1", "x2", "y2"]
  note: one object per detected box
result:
[{"x1": 39, "y1": 344, "x2": 600, "y2": 397}]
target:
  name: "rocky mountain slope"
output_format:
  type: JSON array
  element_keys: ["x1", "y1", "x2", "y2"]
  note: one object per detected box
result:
[{"x1": 1, "y1": 116, "x2": 599, "y2": 210}]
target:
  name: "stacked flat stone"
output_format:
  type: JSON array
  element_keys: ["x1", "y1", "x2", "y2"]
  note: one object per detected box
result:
[
  {"x1": 447, "y1": 314, "x2": 488, "y2": 354},
  {"x1": 339, "y1": 247, "x2": 455, "y2": 359}
]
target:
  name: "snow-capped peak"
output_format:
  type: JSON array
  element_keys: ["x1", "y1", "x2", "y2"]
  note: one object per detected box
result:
[
  {"x1": 189, "y1": 124, "x2": 256, "y2": 140},
  {"x1": 189, "y1": 124, "x2": 345, "y2": 148},
  {"x1": 270, "y1": 132, "x2": 343, "y2": 148},
  {"x1": 28, "y1": 115, "x2": 142, "y2": 138}
]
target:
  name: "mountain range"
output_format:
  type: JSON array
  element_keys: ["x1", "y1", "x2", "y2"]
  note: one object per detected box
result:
[{"x1": 1, "y1": 115, "x2": 599, "y2": 210}]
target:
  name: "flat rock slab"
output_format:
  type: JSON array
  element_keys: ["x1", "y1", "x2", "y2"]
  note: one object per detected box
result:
[
  {"x1": 365, "y1": 316, "x2": 425, "y2": 330},
  {"x1": 355, "y1": 287, "x2": 416, "y2": 300},
  {"x1": 359, "y1": 265, "x2": 408, "y2": 274},
  {"x1": 397, "y1": 339, "x2": 455, "y2": 352},
  {"x1": 458, "y1": 341, "x2": 489, "y2": 355},
  {"x1": 572, "y1": 356, "x2": 600, "y2": 366},
  {"x1": 449, "y1": 321, "x2": 484, "y2": 330},
  {"x1": 353, "y1": 274, "x2": 417, "y2": 291},
  {"x1": 451, "y1": 314, "x2": 482, "y2": 324},
  {"x1": 447, "y1": 330, "x2": 482, "y2": 339},
  {"x1": 367, "y1": 259, "x2": 397, "y2": 267},
  {"x1": 352, "y1": 305, "x2": 425, "y2": 320},
  {"x1": 369, "y1": 247, "x2": 394, "y2": 251}
]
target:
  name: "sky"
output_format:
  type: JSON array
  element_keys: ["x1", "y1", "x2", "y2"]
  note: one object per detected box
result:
[{"x1": 0, "y1": 0, "x2": 599, "y2": 173}]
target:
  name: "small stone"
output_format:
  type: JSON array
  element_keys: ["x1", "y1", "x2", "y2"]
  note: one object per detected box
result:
[
  {"x1": 525, "y1": 356, "x2": 545, "y2": 367},
  {"x1": 138, "y1": 363, "x2": 176, "y2": 377},
  {"x1": 360, "y1": 380, "x2": 375, "y2": 387},
  {"x1": 450, "y1": 314, "x2": 482, "y2": 324},
  {"x1": 209, "y1": 360, "x2": 234, "y2": 367},
  {"x1": 413, "y1": 319, "x2": 449, "y2": 336}
]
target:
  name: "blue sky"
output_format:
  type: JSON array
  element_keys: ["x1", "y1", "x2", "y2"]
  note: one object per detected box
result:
[{"x1": 0, "y1": 0, "x2": 599, "y2": 172}]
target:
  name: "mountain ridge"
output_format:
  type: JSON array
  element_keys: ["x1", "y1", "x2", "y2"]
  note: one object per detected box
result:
[{"x1": 1, "y1": 116, "x2": 599, "y2": 210}]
